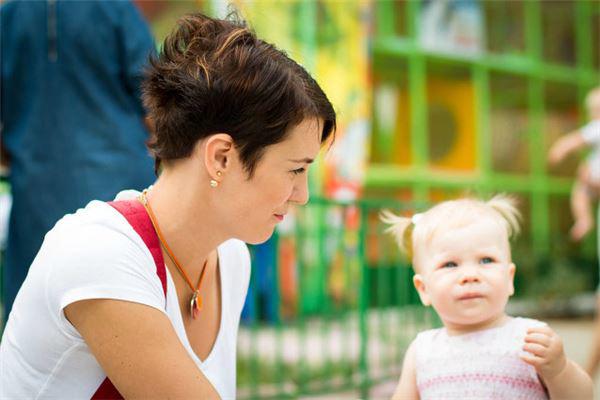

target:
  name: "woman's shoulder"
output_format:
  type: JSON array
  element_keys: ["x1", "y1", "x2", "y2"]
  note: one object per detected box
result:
[
  {"x1": 48, "y1": 200, "x2": 150, "y2": 256},
  {"x1": 16, "y1": 199, "x2": 166, "y2": 340},
  {"x1": 40, "y1": 199, "x2": 160, "y2": 294}
]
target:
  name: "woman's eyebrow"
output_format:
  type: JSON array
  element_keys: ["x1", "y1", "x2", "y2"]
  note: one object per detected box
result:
[{"x1": 288, "y1": 157, "x2": 314, "y2": 163}]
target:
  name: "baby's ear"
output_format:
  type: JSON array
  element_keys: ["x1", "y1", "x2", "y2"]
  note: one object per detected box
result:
[
  {"x1": 508, "y1": 263, "x2": 516, "y2": 296},
  {"x1": 413, "y1": 274, "x2": 431, "y2": 306}
]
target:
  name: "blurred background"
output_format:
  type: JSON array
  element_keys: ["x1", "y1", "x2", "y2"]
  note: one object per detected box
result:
[{"x1": 1, "y1": 0, "x2": 599, "y2": 398}]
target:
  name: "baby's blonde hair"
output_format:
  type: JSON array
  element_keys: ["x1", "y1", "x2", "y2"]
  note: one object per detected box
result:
[{"x1": 380, "y1": 194, "x2": 521, "y2": 267}]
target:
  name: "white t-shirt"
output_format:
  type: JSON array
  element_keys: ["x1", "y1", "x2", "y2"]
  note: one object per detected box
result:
[
  {"x1": 582, "y1": 119, "x2": 600, "y2": 182},
  {"x1": 0, "y1": 193, "x2": 251, "y2": 399}
]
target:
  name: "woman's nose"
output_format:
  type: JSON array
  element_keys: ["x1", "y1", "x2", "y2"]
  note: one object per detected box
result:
[{"x1": 289, "y1": 175, "x2": 309, "y2": 205}]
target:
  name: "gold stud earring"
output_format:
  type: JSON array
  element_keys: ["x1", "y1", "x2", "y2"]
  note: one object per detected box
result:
[{"x1": 210, "y1": 171, "x2": 222, "y2": 188}]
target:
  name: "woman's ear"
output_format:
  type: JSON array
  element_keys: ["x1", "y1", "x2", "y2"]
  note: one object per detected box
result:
[
  {"x1": 203, "y1": 133, "x2": 234, "y2": 182},
  {"x1": 413, "y1": 274, "x2": 431, "y2": 306}
]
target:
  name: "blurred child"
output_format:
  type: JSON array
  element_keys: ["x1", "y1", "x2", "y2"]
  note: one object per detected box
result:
[
  {"x1": 548, "y1": 86, "x2": 600, "y2": 241},
  {"x1": 381, "y1": 196, "x2": 593, "y2": 399}
]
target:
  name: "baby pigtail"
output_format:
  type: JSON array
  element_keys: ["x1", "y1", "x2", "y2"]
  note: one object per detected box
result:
[
  {"x1": 380, "y1": 209, "x2": 414, "y2": 257},
  {"x1": 486, "y1": 194, "x2": 522, "y2": 239}
]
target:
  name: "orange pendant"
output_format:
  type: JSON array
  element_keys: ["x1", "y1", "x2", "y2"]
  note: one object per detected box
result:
[{"x1": 190, "y1": 291, "x2": 202, "y2": 319}]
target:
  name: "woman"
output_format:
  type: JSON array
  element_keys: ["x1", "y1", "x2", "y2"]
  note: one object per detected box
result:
[{"x1": 0, "y1": 12, "x2": 336, "y2": 399}]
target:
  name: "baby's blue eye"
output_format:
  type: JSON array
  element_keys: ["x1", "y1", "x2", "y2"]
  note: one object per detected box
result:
[
  {"x1": 441, "y1": 261, "x2": 458, "y2": 268},
  {"x1": 480, "y1": 257, "x2": 494, "y2": 264}
]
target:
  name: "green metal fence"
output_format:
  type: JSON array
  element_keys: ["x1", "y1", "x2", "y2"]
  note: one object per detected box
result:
[
  {"x1": 367, "y1": 0, "x2": 600, "y2": 299},
  {"x1": 369, "y1": 0, "x2": 599, "y2": 262},
  {"x1": 237, "y1": 197, "x2": 438, "y2": 399}
]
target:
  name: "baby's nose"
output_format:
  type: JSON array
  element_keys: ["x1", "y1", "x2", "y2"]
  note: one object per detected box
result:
[{"x1": 459, "y1": 266, "x2": 481, "y2": 284}]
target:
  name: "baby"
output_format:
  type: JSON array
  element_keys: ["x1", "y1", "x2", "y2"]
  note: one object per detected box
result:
[
  {"x1": 381, "y1": 196, "x2": 593, "y2": 399},
  {"x1": 548, "y1": 86, "x2": 600, "y2": 241}
]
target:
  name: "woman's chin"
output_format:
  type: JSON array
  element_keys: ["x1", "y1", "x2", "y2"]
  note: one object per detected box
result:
[{"x1": 242, "y1": 228, "x2": 276, "y2": 245}]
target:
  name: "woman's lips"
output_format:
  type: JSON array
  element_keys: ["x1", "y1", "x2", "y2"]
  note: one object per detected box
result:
[{"x1": 274, "y1": 214, "x2": 284, "y2": 221}]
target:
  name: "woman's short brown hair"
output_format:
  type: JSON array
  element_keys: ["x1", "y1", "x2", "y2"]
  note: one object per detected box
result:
[{"x1": 142, "y1": 12, "x2": 336, "y2": 176}]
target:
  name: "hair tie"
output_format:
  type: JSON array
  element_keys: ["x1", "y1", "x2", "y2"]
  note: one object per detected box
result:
[{"x1": 412, "y1": 213, "x2": 423, "y2": 225}]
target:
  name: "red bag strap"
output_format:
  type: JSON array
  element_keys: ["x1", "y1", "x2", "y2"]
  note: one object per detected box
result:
[
  {"x1": 91, "y1": 199, "x2": 167, "y2": 400},
  {"x1": 108, "y1": 199, "x2": 167, "y2": 296}
]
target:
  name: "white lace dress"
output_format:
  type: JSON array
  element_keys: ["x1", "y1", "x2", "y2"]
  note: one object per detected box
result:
[{"x1": 414, "y1": 317, "x2": 549, "y2": 399}]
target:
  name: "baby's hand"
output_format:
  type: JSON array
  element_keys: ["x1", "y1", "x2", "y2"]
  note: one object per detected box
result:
[{"x1": 520, "y1": 325, "x2": 567, "y2": 380}]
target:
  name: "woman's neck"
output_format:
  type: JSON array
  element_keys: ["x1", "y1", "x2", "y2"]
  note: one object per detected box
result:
[{"x1": 146, "y1": 170, "x2": 225, "y2": 276}]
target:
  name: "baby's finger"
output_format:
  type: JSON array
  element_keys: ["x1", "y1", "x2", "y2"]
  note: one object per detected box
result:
[
  {"x1": 523, "y1": 343, "x2": 548, "y2": 358},
  {"x1": 526, "y1": 325, "x2": 552, "y2": 336},
  {"x1": 520, "y1": 353, "x2": 543, "y2": 367},
  {"x1": 524, "y1": 332, "x2": 550, "y2": 347}
]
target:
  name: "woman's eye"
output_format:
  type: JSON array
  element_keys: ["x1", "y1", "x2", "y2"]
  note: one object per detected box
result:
[
  {"x1": 291, "y1": 167, "x2": 306, "y2": 175},
  {"x1": 480, "y1": 257, "x2": 494, "y2": 265},
  {"x1": 441, "y1": 261, "x2": 458, "y2": 268}
]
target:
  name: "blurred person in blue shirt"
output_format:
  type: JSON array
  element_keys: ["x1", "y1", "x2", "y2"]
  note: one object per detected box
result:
[{"x1": 0, "y1": 0, "x2": 156, "y2": 317}]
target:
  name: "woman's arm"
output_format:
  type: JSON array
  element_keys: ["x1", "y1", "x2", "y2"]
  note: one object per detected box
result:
[
  {"x1": 391, "y1": 341, "x2": 419, "y2": 400},
  {"x1": 65, "y1": 299, "x2": 220, "y2": 399}
]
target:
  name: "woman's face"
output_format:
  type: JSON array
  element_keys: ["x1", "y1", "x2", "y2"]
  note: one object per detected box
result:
[{"x1": 220, "y1": 118, "x2": 323, "y2": 244}]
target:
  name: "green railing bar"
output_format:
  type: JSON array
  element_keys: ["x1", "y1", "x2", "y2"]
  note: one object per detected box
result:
[
  {"x1": 524, "y1": 0, "x2": 550, "y2": 257},
  {"x1": 376, "y1": 226, "x2": 386, "y2": 372},
  {"x1": 372, "y1": 88, "x2": 393, "y2": 164},
  {"x1": 373, "y1": 37, "x2": 416, "y2": 56},
  {"x1": 317, "y1": 204, "x2": 331, "y2": 390},
  {"x1": 575, "y1": 1, "x2": 592, "y2": 73},
  {"x1": 374, "y1": 0, "x2": 395, "y2": 37},
  {"x1": 270, "y1": 231, "x2": 286, "y2": 396},
  {"x1": 358, "y1": 206, "x2": 370, "y2": 399},
  {"x1": 335, "y1": 207, "x2": 346, "y2": 386},
  {"x1": 307, "y1": 196, "x2": 421, "y2": 211},
  {"x1": 341, "y1": 206, "x2": 356, "y2": 389},
  {"x1": 408, "y1": 50, "x2": 427, "y2": 171},
  {"x1": 406, "y1": 0, "x2": 419, "y2": 39},
  {"x1": 406, "y1": 0, "x2": 427, "y2": 171},
  {"x1": 371, "y1": 107, "x2": 383, "y2": 164},
  {"x1": 387, "y1": 229, "x2": 396, "y2": 371},
  {"x1": 297, "y1": 0, "x2": 321, "y2": 198},
  {"x1": 364, "y1": 165, "x2": 572, "y2": 194},
  {"x1": 575, "y1": 0, "x2": 598, "y2": 113},
  {"x1": 524, "y1": 0, "x2": 541, "y2": 67},
  {"x1": 380, "y1": 226, "x2": 394, "y2": 371},
  {"x1": 271, "y1": 231, "x2": 281, "y2": 327},
  {"x1": 473, "y1": 61, "x2": 491, "y2": 177},
  {"x1": 295, "y1": 208, "x2": 307, "y2": 396},
  {"x1": 372, "y1": 38, "x2": 598, "y2": 85},
  {"x1": 398, "y1": 263, "x2": 410, "y2": 367}
]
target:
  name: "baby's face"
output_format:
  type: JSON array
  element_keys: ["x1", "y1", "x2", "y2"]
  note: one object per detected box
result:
[{"x1": 413, "y1": 219, "x2": 515, "y2": 334}]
